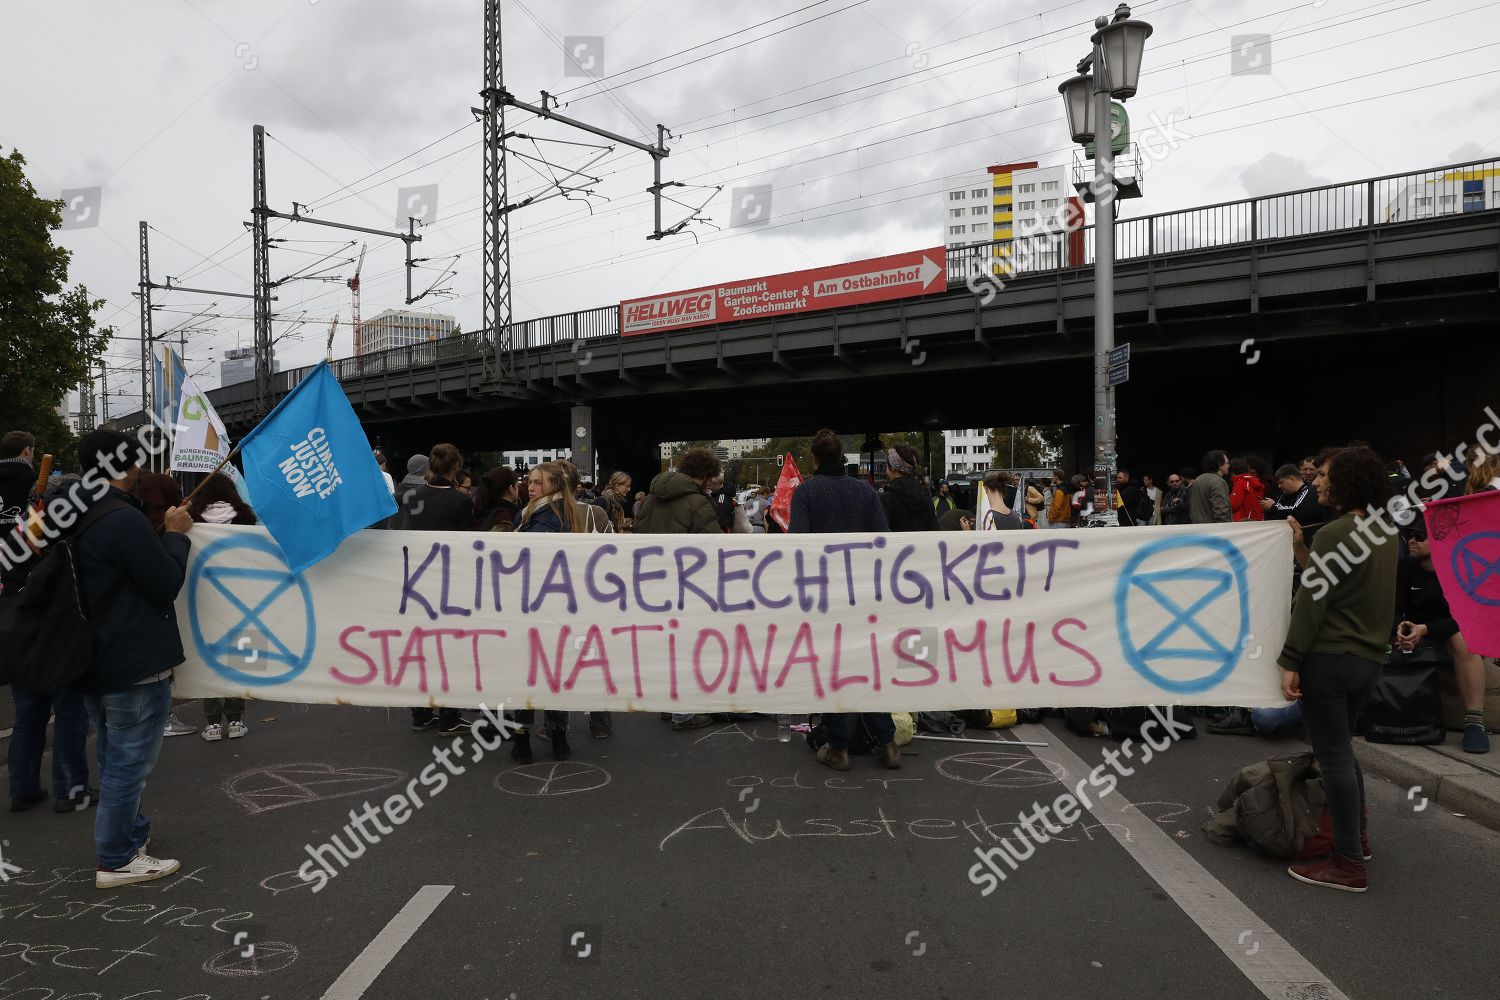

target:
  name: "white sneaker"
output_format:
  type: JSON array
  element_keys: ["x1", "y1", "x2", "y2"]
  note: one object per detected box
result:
[
  {"x1": 96, "y1": 853, "x2": 180, "y2": 889},
  {"x1": 200, "y1": 723, "x2": 224, "y2": 742},
  {"x1": 163, "y1": 713, "x2": 197, "y2": 737},
  {"x1": 226, "y1": 720, "x2": 248, "y2": 740}
]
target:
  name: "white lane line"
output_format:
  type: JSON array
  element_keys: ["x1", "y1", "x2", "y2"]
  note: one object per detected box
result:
[
  {"x1": 1020, "y1": 725, "x2": 1351, "y2": 1000},
  {"x1": 321, "y1": 884, "x2": 453, "y2": 999}
]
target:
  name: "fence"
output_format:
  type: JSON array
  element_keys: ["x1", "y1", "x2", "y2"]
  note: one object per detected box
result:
[{"x1": 283, "y1": 156, "x2": 1499, "y2": 386}]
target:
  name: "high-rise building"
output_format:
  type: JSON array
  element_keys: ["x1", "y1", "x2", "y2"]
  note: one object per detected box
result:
[
  {"x1": 502, "y1": 447, "x2": 570, "y2": 470},
  {"x1": 219, "y1": 346, "x2": 280, "y2": 388},
  {"x1": 943, "y1": 428, "x2": 993, "y2": 476},
  {"x1": 942, "y1": 161, "x2": 1081, "y2": 274},
  {"x1": 1383, "y1": 166, "x2": 1500, "y2": 222},
  {"x1": 359, "y1": 309, "x2": 458, "y2": 355}
]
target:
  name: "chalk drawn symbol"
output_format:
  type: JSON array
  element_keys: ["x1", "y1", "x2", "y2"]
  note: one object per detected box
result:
[
  {"x1": 1115, "y1": 536, "x2": 1251, "y2": 695},
  {"x1": 738, "y1": 786, "x2": 760, "y2": 814},
  {"x1": 561, "y1": 923, "x2": 602, "y2": 963},
  {"x1": 202, "y1": 939, "x2": 298, "y2": 977},
  {"x1": 225, "y1": 762, "x2": 408, "y2": 815},
  {"x1": 1238, "y1": 930, "x2": 1260, "y2": 956},
  {"x1": 0, "y1": 840, "x2": 18, "y2": 882},
  {"x1": 495, "y1": 761, "x2": 612, "y2": 798},
  {"x1": 259, "y1": 868, "x2": 321, "y2": 895},
  {"x1": 1452, "y1": 532, "x2": 1500, "y2": 606},
  {"x1": 187, "y1": 535, "x2": 315, "y2": 686},
  {"x1": 935, "y1": 750, "x2": 1066, "y2": 789},
  {"x1": 906, "y1": 930, "x2": 926, "y2": 956}
]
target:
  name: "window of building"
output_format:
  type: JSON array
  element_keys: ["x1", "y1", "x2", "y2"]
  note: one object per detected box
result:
[
  {"x1": 1017, "y1": 200, "x2": 1035, "y2": 212},
  {"x1": 1018, "y1": 183, "x2": 1035, "y2": 193},
  {"x1": 1415, "y1": 196, "x2": 1433, "y2": 207},
  {"x1": 1464, "y1": 191, "x2": 1485, "y2": 212},
  {"x1": 971, "y1": 224, "x2": 988, "y2": 233},
  {"x1": 950, "y1": 191, "x2": 965, "y2": 201},
  {"x1": 995, "y1": 186, "x2": 1011, "y2": 196},
  {"x1": 1042, "y1": 198, "x2": 1059, "y2": 209},
  {"x1": 972, "y1": 188, "x2": 987, "y2": 198},
  {"x1": 1440, "y1": 194, "x2": 1457, "y2": 207},
  {"x1": 950, "y1": 225, "x2": 964, "y2": 235},
  {"x1": 971, "y1": 206, "x2": 987, "y2": 216},
  {"x1": 950, "y1": 208, "x2": 963, "y2": 218},
  {"x1": 1041, "y1": 180, "x2": 1059, "y2": 191}
]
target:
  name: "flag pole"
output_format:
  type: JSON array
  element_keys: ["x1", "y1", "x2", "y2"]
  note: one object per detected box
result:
[{"x1": 180, "y1": 443, "x2": 244, "y2": 506}]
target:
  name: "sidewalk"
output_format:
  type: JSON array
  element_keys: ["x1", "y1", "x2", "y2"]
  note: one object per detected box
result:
[{"x1": 1354, "y1": 736, "x2": 1500, "y2": 832}]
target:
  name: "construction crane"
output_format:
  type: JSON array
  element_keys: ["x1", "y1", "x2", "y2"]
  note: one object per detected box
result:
[
  {"x1": 348, "y1": 242, "x2": 367, "y2": 359},
  {"x1": 325, "y1": 314, "x2": 339, "y2": 361}
]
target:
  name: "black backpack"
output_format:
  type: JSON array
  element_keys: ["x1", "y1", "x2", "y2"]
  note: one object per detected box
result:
[
  {"x1": 0, "y1": 497, "x2": 127, "y2": 689},
  {"x1": 806, "y1": 713, "x2": 881, "y2": 755}
]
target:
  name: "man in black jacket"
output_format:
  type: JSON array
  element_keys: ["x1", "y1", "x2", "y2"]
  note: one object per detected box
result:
[
  {"x1": 68, "y1": 430, "x2": 192, "y2": 888},
  {"x1": 1159, "y1": 469, "x2": 1192, "y2": 525},
  {"x1": 0, "y1": 430, "x2": 37, "y2": 594},
  {"x1": 396, "y1": 443, "x2": 473, "y2": 737}
]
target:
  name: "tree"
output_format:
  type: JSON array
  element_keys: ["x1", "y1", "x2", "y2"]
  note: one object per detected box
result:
[
  {"x1": 986, "y1": 425, "x2": 1065, "y2": 469},
  {"x1": 0, "y1": 148, "x2": 111, "y2": 467}
]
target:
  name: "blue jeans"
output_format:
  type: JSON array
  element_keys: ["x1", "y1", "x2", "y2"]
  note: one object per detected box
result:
[
  {"x1": 1250, "y1": 701, "x2": 1303, "y2": 735},
  {"x1": 822, "y1": 713, "x2": 896, "y2": 750},
  {"x1": 7, "y1": 685, "x2": 91, "y2": 801},
  {"x1": 84, "y1": 679, "x2": 172, "y2": 869}
]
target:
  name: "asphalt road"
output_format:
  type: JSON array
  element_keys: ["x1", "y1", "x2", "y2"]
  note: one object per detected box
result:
[{"x1": 1, "y1": 703, "x2": 1495, "y2": 1000}]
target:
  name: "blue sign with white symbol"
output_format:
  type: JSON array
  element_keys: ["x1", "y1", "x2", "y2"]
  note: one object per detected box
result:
[
  {"x1": 1108, "y1": 363, "x2": 1129, "y2": 386},
  {"x1": 1114, "y1": 535, "x2": 1251, "y2": 695},
  {"x1": 1108, "y1": 343, "x2": 1130, "y2": 367},
  {"x1": 187, "y1": 534, "x2": 316, "y2": 686}
]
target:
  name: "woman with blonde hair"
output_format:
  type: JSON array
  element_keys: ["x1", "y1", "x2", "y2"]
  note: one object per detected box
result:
[
  {"x1": 516, "y1": 462, "x2": 585, "y2": 533},
  {"x1": 1466, "y1": 448, "x2": 1500, "y2": 494},
  {"x1": 512, "y1": 462, "x2": 580, "y2": 761}
]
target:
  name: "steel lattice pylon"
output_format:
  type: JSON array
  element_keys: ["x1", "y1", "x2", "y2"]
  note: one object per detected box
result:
[{"x1": 481, "y1": 0, "x2": 514, "y2": 383}]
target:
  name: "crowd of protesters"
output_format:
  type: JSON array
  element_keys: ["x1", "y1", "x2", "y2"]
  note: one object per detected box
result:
[{"x1": 1, "y1": 422, "x2": 1495, "y2": 896}]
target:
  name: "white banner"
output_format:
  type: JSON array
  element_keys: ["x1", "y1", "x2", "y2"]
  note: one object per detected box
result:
[
  {"x1": 172, "y1": 521, "x2": 1293, "y2": 710},
  {"x1": 169, "y1": 372, "x2": 239, "y2": 479}
]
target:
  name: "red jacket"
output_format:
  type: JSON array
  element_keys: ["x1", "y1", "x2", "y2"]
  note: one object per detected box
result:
[{"x1": 1230, "y1": 473, "x2": 1265, "y2": 521}]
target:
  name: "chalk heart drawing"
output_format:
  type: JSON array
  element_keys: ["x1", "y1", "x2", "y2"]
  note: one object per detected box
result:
[
  {"x1": 202, "y1": 940, "x2": 299, "y2": 977},
  {"x1": 225, "y1": 762, "x2": 409, "y2": 815},
  {"x1": 494, "y1": 761, "x2": 612, "y2": 797},
  {"x1": 935, "y1": 750, "x2": 1067, "y2": 789}
]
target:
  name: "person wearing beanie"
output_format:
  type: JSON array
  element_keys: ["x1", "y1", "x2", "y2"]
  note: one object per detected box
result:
[{"x1": 186, "y1": 473, "x2": 257, "y2": 742}]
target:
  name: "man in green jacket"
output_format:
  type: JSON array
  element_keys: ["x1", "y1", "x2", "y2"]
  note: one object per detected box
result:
[
  {"x1": 1189, "y1": 449, "x2": 1233, "y2": 523},
  {"x1": 635, "y1": 447, "x2": 721, "y2": 729}
]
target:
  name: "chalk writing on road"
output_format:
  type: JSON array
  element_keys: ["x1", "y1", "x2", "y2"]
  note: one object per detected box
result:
[{"x1": 935, "y1": 750, "x2": 1068, "y2": 789}]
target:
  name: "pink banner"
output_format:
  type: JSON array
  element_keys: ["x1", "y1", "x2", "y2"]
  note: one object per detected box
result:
[{"x1": 1425, "y1": 489, "x2": 1500, "y2": 656}]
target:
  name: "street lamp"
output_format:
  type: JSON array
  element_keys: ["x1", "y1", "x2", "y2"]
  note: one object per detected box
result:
[{"x1": 1059, "y1": 2, "x2": 1150, "y2": 527}]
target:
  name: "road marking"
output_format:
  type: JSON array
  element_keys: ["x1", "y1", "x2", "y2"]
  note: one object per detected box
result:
[
  {"x1": 1021, "y1": 725, "x2": 1350, "y2": 1000},
  {"x1": 321, "y1": 884, "x2": 453, "y2": 999}
]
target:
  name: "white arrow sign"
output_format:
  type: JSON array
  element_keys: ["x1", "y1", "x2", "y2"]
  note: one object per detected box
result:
[{"x1": 812, "y1": 255, "x2": 943, "y2": 299}]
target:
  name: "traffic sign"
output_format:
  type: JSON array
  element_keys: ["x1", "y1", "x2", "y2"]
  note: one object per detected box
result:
[
  {"x1": 1108, "y1": 363, "x2": 1130, "y2": 386},
  {"x1": 1108, "y1": 343, "x2": 1130, "y2": 367}
]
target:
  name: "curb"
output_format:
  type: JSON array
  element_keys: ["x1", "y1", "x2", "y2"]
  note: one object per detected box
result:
[{"x1": 1353, "y1": 736, "x2": 1500, "y2": 833}]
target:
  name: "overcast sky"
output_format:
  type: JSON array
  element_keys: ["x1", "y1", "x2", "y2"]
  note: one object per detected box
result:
[{"x1": 5, "y1": 0, "x2": 1496, "y2": 413}]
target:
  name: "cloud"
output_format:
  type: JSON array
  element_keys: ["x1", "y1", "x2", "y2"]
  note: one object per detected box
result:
[{"x1": 1237, "y1": 152, "x2": 1329, "y2": 198}]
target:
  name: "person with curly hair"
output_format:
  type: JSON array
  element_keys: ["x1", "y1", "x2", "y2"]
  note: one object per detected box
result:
[
  {"x1": 187, "y1": 473, "x2": 257, "y2": 741},
  {"x1": 1279, "y1": 446, "x2": 1397, "y2": 893}
]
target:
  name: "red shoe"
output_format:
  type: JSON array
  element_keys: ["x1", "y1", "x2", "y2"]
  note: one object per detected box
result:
[
  {"x1": 1361, "y1": 833, "x2": 1372, "y2": 862},
  {"x1": 1288, "y1": 852, "x2": 1367, "y2": 893}
]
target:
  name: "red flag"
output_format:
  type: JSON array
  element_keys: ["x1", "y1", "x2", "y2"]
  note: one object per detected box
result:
[
  {"x1": 1424, "y1": 489, "x2": 1500, "y2": 657},
  {"x1": 769, "y1": 453, "x2": 802, "y2": 532}
]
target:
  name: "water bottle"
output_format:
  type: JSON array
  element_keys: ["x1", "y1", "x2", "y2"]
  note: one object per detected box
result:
[{"x1": 777, "y1": 713, "x2": 793, "y2": 742}]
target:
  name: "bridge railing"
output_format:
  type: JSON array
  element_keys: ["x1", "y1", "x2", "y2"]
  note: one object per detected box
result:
[
  {"x1": 291, "y1": 156, "x2": 1499, "y2": 385},
  {"x1": 946, "y1": 155, "x2": 1500, "y2": 283}
]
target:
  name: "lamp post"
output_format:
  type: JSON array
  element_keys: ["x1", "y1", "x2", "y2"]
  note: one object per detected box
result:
[{"x1": 1059, "y1": 3, "x2": 1151, "y2": 526}]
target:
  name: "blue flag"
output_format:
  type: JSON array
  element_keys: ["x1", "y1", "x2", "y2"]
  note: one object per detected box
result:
[
  {"x1": 238, "y1": 363, "x2": 395, "y2": 574},
  {"x1": 154, "y1": 346, "x2": 186, "y2": 431}
]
